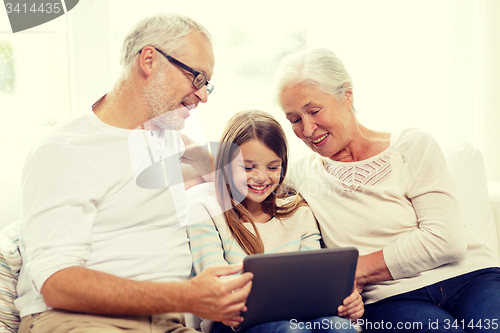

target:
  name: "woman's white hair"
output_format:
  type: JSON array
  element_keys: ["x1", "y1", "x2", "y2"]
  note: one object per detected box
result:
[
  {"x1": 273, "y1": 48, "x2": 353, "y2": 107},
  {"x1": 120, "y1": 13, "x2": 212, "y2": 76}
]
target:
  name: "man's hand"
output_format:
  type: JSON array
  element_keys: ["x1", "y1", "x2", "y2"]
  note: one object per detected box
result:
[
  {"x1": 183, "y1": 264, "x2": 253, "y2": 326},
  {"x1": 181, "y1": 164, "x2": 206, "y2": 190},
  {"x1": 181, "y1": 134, "x2": 214, "y2": 182}
]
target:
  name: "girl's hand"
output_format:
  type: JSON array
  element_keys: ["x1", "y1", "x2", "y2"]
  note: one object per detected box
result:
[{"x1": 337, "y1": 282, "x2": 364, "y2": 320}]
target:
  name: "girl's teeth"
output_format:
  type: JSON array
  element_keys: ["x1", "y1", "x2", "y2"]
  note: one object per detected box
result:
[{"x1": 249, "y1": 185, "x2": 267, "y2": 190}]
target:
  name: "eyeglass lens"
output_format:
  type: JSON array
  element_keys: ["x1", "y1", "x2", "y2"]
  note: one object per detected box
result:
[
  {"x1": 193, "y1": 74, "x2": 206, "y2": 89},
  {"x1": 194, "y1": 73, "x2": 214, "y2": 95}
]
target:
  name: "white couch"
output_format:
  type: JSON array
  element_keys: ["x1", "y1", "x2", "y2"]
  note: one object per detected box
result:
[{"x1": 1, "y1": 141, "x2": 500, "y2": 332}]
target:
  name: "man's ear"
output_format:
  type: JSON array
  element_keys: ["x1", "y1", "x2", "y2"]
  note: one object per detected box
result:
[{"x1": 138, "y1": 46, "x2": 156, "y2": 77}]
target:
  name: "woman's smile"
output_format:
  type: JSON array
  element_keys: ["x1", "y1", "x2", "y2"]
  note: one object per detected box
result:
[{"x1": 310, "y1": 133, "x2": 329, "y2": 146}]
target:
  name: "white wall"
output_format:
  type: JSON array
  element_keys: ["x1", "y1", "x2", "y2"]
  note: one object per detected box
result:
[
  {"x1": 66, "y1": 0, "x2": 112, "y2": 113},
  {"x1": 481, "y1": 0, "x2": 500, "y2": 181},
  {"x1": 1, "y1": 0, "x2": 499, "y2": 181}
]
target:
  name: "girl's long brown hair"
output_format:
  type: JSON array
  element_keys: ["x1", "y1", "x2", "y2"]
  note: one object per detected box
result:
[{"x1": 215, "y1": 110, "x2": 306, "y2": 255}]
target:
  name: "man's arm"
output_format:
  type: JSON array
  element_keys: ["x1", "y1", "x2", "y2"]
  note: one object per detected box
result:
[{"x1": 42, "y1": 264, "x2": 252, "y2": 323}]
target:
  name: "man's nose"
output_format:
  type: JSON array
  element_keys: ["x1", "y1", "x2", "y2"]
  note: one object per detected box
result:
[{"x1": 195, "y1": 86, "x2": 209, "y2": 103}]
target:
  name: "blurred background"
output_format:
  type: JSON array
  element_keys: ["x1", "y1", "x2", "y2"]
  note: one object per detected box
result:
[{"x1": 1, "y1": 0, "x2": 499, "y2": 182}]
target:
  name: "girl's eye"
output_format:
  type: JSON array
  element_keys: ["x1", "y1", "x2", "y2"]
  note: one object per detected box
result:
[
  {"x1": 244, "y1": 167, "x2": 253, "y2": 171},
  {"x1": 268, "y1": 166, "x2": 279, "y2": 170}
]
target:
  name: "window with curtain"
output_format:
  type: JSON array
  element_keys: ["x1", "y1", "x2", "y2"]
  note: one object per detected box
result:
[
  {"x1": 2, "y1": 0, "x2": 498, "y2": 180},
  {"x1": 0, "y1": 12, "x2": 70, "y2": 182}
]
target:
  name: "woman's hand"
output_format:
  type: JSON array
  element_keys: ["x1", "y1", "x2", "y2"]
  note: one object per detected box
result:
[{"x1": 337, "y1": 283, "x2": 364, "y2": 320}]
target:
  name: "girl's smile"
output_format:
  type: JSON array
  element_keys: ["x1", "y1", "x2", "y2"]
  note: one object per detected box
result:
[{"x1": 247, "y1": 183, "x2": 272, "y2": 194}]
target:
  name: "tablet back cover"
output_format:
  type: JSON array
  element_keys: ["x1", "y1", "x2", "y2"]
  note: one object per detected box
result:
[{"x1": 238, "y1": 247, "x2": 358, "y2": 330}]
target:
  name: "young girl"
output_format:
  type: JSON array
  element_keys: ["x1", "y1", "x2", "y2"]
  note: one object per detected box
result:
[{"x1": 187, "y1": 110, "x2": 363, "y2": 333}]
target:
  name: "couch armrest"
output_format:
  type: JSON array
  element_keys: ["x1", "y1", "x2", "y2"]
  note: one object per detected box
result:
[
  {"x1": 488, "y1": 180, "x2": 500, "y2": 218},
  {"x1": 488, "y1": 180, "x2": 500, "y2": 260}
]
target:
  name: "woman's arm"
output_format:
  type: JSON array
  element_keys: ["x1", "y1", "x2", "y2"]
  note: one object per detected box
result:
[
  {"x1": 377, "y1": 131, "x2": 467, "y2": 281},
  {"x1": 356, "y1": 250, "x2": 392, "y2": 288}
]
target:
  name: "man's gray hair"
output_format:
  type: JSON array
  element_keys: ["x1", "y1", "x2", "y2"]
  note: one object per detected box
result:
[
  {"x1": 274, "y1": 48, "x2": 353, "y2": 106},
  {"x1": 120, "y1": 13, "x2": 212, "y2": 75}
]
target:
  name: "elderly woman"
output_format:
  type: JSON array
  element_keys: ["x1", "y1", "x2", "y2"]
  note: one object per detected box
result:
[{"x1": 274, "y1": 48, "x2": 500, "y2": 333}]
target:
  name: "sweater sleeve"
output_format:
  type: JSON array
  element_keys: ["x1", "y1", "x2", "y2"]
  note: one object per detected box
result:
[{"x1": 383, "y1": 130, "x2": 468, "y2": 279}]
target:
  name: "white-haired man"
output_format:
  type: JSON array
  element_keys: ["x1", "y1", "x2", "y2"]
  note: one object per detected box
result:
[{"x1": 16, "y1": 13, "x2": 252, "y2": 333}]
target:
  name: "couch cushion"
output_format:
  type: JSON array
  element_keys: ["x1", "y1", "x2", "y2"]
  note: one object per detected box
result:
[
  {"x1": 442, "y1": 142, "x2": 499, "y2": 262},
  {"x1": 0, "y1": 220, "x2": 21, "y2": 332}
]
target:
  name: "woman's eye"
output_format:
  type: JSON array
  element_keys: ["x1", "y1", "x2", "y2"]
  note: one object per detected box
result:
[
  {"x1": 244, "y1": 167, "x2": 253, "y2": 171},
  {"x1": 290, "y1": 118, "x2": 300, "y2": 124},
  {"x1": 311, "y1": 109, "x2": 320, "y2": 114}
]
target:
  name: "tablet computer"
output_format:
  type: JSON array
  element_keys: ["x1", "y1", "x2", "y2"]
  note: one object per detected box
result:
[{"x1": 237, "y1": 247, "x2": 358, "y2": 330}]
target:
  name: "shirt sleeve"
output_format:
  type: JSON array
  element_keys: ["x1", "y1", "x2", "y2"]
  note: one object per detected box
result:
[
  {"x1": 298, "y1": 206, "x2": 322, "y2": 251},
  {"x1": 383, "y1": 131, "x2": 468, "y2": 279},
  {"x1": 20, "y1": 143, "x2": 107, "y2": 293}
]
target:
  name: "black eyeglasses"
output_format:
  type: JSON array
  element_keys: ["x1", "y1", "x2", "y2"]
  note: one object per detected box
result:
[{"x1": 141, "y1": 47, "x2": 214, "y2": 95}]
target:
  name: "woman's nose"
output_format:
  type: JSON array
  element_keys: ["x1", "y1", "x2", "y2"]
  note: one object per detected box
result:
[{"x1": 302, "y1": 117, "x2": 317, "y2": 137}]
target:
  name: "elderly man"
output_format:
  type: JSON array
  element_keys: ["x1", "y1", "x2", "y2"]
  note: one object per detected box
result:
[{"x1": 15, "y1": 13, "x2": 252, "y2": 333}]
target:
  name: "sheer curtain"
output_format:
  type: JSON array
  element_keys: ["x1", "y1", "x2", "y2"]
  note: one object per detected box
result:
[{"x1": 0, "y1": 10, "x2": 70, "y2": 183}]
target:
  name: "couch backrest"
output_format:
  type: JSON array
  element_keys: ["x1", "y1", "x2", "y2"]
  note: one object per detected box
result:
[{"x1": 442, "y1": 142, "x2": 499, "y2": 262}]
